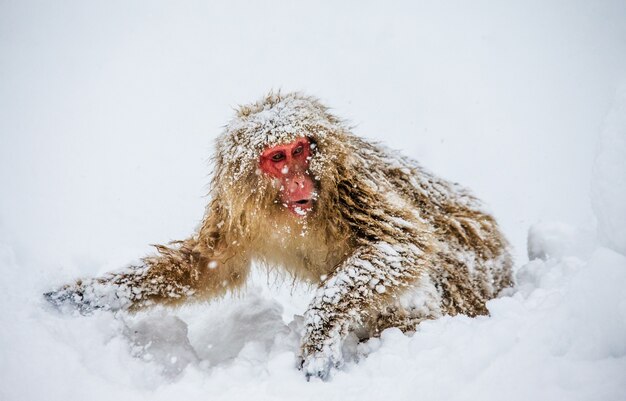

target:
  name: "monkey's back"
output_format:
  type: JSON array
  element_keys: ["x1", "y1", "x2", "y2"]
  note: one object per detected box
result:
[{"x1": 360, "y1": 141, "x2": 514, "y2": 322}]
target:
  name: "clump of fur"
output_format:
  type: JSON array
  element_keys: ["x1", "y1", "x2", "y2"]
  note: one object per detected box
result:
[{"x1": 45, "y1": 91, "x2": 513, "y2": 380}]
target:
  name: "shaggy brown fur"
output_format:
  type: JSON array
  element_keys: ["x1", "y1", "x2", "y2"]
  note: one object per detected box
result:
[{"x1": 45, "y1": 92, "x2": 513, "y2": 380}]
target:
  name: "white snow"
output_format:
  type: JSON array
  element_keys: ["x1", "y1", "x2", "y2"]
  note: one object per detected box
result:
[
  {"x1": 1, "y1": 227, "x2": 625, "y2": 400},
  {"x1": 1, "y1": 1, "x2": 626, "y2": 400},
  {"x1": 591, "y1": 82, "x2": 626, "y2": 256}
]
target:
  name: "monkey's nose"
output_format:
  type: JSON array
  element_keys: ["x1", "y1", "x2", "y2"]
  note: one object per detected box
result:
[{"x1": 289, "y1": 175, "x2": 306, "y2": 192}]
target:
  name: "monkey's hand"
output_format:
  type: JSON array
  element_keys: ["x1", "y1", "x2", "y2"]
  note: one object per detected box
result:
[
  {"x1": 299, "y1": 308, "x2": 347, "y2": 381},
  {"x1": 44, "y1": 277, "x2": 133, "y2": 314},
  {"x1": 43, "y1": 265, "x2": 152, "y2": 314},
  {"x1": 299, "y1": 243, "x2": 421, "y2": 380},
  {"x1": 298, "y1": 345, "x2": 340, "y2": 381}
]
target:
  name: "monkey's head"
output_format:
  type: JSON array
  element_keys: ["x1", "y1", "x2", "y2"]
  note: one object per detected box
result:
[{"x1": 212, "y1": 92, "x2": 350, "y2": 232}]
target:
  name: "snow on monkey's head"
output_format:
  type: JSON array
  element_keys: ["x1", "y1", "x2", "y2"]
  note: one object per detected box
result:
[{"x1": 213, "y1": 92, "x2": 349, "y2": 220}]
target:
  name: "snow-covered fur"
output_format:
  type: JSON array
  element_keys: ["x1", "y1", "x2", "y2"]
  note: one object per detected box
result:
[{"x1": 45, "y1": 92, "x2": 513, "y2": 380}]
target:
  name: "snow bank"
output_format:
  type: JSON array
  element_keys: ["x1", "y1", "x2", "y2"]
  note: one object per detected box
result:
[
  {"x1": 592, "y1": 83, "x2": 626, "y2": 256},
  {"x1": 1, "y1": 223, "x2": 625, "y2": 401}
]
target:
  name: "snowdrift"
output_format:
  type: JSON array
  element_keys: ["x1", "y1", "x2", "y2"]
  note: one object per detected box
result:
[{"x1": 1, "y1": 223, "x2": 625, "y2": 401}]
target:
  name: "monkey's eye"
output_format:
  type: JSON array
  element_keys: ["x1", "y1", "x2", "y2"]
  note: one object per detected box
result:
[
  {"x1": 293, "y1": 146, "x2": 304, "y2": 156},
  {"x1": 271, "y1": 152, "x2": 286, "y2": 162}
]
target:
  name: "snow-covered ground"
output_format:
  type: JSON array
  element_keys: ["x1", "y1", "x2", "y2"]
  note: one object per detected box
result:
[{"x1": 1, "y1": 1, "x2": 625, "y2": 400}]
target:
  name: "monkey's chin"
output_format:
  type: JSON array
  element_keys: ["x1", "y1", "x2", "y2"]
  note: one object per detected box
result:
[{"x1": 285, "y1": 199, "x2": 314, "y2": 217}]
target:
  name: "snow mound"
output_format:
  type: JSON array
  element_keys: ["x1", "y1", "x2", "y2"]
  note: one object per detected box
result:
[
  {"x1": 126, "y1": 315, "x2": 199, "y2": 378},
  {"x1": 592, "y1": 83, "x2": 626, "y2": 256},
  {"x1": 527, "y1": 222, "x2": 596, "y2": 261}
]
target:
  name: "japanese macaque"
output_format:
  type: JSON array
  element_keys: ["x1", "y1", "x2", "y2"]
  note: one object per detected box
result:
[{"x1": 45, "y1": 92, "x2": 513, "y2": 380}]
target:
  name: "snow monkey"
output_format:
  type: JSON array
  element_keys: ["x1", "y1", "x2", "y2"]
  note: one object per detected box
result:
[{"x1": 45, "y1": 92, "x2": 513, "y2": 380}]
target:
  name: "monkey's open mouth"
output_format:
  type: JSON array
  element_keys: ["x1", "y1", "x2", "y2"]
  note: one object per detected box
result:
[{"x1": 287, "y1": 199, "x2": 314, "y2": 216}]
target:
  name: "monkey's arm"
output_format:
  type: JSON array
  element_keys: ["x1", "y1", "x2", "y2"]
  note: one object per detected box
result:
[
  {"x1": 299, "y1": 241, "x2": 423, "y2": 380},
  {"x1": 44, "y1": 238, "x2": 250, "y2": 314}
]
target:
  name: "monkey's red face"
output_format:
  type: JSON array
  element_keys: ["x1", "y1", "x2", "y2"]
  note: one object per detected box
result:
[{"x1": 259, "y1": 137, "x2": 316, "y2": 217}]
